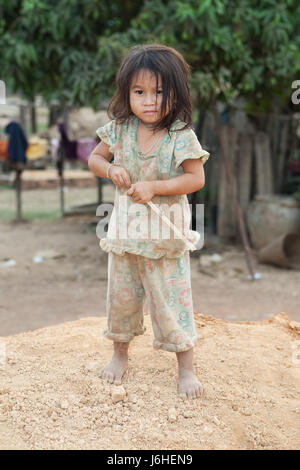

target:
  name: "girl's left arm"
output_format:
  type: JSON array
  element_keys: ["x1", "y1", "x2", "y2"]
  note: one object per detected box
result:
[{"x1": 151, "y1": 158, "x2": 205, "y2": 196}]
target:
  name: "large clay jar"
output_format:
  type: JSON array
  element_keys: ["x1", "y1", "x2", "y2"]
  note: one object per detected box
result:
[{"x1": 246, "y1": 195, "x2": 300, "y2": 249}]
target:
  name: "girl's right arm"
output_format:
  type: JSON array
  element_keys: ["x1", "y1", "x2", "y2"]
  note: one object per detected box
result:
[
  {"x1": 88, "y1": 141, "x2": 113, "y2": 178},
  {"x1": 88, "y1": 142, "x2": 131, "y2": 189}
]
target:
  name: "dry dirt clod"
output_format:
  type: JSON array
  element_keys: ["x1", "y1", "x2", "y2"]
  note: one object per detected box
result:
[
  {"x1": 111, "y1": 386, "x2": 126, "y2": 403},
  {"x1": 168, "y1": 408, "x2": 177, "y2": 423},
  {"x1": 60, "y1": 400, "x2": 69, "y2": 410}
]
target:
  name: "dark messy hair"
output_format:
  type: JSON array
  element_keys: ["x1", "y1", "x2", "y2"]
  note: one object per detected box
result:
[{"x1": 107, "y1": 44, "x2": 193, "y2": 132}]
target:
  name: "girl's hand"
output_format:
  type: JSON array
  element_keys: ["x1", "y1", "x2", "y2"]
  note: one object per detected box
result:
[
  {"x1": 110, "y1": 165, "x2": 131, "y2": 189},
  {"x1": 127, "y1": 181, "x2": 155, "y2": 204}
]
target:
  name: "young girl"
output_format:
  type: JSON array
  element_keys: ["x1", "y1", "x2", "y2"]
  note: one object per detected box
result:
[{"x1": 88, "y1": 44, "x2": 210, "y2": 399}]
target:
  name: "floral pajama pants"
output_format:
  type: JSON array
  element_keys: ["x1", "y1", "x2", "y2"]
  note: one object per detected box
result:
[{"x1": 103, "y1": 251, "x2": 198, "y2": 353}]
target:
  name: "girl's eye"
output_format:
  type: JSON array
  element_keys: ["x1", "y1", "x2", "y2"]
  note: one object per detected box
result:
[{"x1": 134, "y1": 90, "x2": 163, "y2": 95}]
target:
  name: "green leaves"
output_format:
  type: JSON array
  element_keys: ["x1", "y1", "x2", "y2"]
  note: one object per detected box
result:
[{"x1": 0, "y1": 0, "x2": 299, "y2": 114}]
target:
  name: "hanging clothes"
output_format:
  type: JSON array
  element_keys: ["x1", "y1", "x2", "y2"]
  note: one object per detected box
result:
[
  {"x1": 58, "y1": 122, "x2": 77, "y2": 160},
  {"x1": 77, "y1": 137, "x2": 97, "y2": 165},
  {"x1": 4, "y1": 121, "x2": 28, "y2": 165}
]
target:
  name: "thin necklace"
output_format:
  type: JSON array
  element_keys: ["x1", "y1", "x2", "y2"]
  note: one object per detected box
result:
[{"x1": 138, "y1": 121, "x2": 165, "y2": 156}]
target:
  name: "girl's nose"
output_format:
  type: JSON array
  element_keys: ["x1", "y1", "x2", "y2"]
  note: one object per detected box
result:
[{"x1": 143, "y1": 93, "x2": 156, "y2": 105}]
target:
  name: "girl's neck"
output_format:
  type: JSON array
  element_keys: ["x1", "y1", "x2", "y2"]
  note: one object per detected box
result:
[{"x1": 138, "y1": 117, "x2": 160, "y2": 133}]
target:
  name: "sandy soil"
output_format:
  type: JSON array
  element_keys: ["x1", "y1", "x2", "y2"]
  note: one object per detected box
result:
[
  {"x1": 0, "y1": 312, "x2": 299, "y2": 450},
  {"x1": 0, "y1": 216, "x2": 300, "y2": 450}
]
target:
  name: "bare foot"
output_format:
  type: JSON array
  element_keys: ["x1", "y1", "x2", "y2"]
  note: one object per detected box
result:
[
  {"x1": 178, "y1": 369, "x2": 203, "y2": 399},
  {"x1": 176, "y1": 347, "x2": 203, "y2": 399},
  {"x1": 99, "y1": 342, "x2": 129, "y2": 385}
]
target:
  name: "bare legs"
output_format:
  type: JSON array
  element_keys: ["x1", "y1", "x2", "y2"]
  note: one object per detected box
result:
[
  {"x1": 176, "y1": 347, "x2": 203, "y2": 399},
  {"x1": 99, "y1": 341, "x2": 129, "y2": 385}
]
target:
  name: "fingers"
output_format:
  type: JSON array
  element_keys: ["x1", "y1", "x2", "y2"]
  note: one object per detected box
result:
[
  {"x1": 124, "y1": 173, "x2": 131, "y2": 188},
  {"x1": 112, "y1": 169, "x2": 131, "y2": 188}
]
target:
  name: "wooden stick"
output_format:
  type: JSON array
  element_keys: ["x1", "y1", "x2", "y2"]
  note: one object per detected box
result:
[{"x1": 147, "y1": 200, "x2": 197, "y2": 251}]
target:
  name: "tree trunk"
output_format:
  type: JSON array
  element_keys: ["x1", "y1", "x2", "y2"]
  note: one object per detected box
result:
[
  {"x1": 48, "y1": 104, "x2": 61, "y2": 127},
  {"x1": 30, "y1": 96, "x2": 37, "y2": 134},
  {"x1": 237, "y1": 132, "x2": 253, "y2": 212},
  {"x1": 217, "y1": 123, "x2": 238, "y2": 238},
  {"x1": 19, "y1": 105, "x2": 27, "y2": 132},
  {"x1": 254, "y1": 132, "x2": 274, "y2": 195},
  {"x1": 276, "y1": 119, "x2": 289, "y2": 193}
]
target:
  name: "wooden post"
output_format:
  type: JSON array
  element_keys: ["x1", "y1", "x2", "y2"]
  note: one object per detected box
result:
[
  {"x1": 211, "y1": 91, "x2": 256, "y2": 280},
  {"x1": 59, "y1": 144, "x2": 65, "y2": 217},
  {"x1": 15, "y1": 169, "x2": 22, "y2": 222}
]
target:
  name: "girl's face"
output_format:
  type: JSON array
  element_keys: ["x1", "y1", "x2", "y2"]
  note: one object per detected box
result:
[{"x1": 129, "y1": 69, "x2": 170, "y2": 125}]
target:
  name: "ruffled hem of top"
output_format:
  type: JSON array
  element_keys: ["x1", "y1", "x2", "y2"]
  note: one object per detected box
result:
[
  {"x1": 99, "y1": 228, "x2": 200, "y2": 259},
  {"x1": 99, "y1": 238, "x2": 188, "y2": 259}
]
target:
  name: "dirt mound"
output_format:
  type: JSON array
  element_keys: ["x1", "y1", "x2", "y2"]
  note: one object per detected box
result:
[{"x1": 0, "y1": 312, "x2": 299, "y2": 450}]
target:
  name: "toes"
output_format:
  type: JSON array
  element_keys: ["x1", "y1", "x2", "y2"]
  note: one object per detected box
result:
[
  {"x1": 99, "y1": 369, "x2": 114, "y2": 384},
  {"x1": 180, "y1": 383, "x2": 203, "y2": 399},
  {"x1": 107, "y1": 372, "x2": 114, "y2": 384}
]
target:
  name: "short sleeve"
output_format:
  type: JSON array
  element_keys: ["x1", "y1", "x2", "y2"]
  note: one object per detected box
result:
[
  {"x1": 96, "y1": 120, "x2": 117, "y2": 154},
  {"x1": 174, "y1": 129, "x2": 210, "y2": 169}
]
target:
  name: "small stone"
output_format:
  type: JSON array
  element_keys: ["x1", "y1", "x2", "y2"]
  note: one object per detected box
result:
[
  {"x1": 168, "y1": 408, "x2": 177, "y2": 423},
  {"x1": 210, "y1": 254, "x2": 223, "y2": 264},
  {"x1": 213, "y1": 416, "x2": 220, "y2": 426},
  {"x1": 232, "y1": 403, "x2": 238, "y2": 411},
  {"x1": 111, "y1": 386, "x2": 126, "y2": 403},
  {"x1": 169, "y1": 371, "x2": 175, "y2": 377},
  {"x1": 183, "y1": 409, "x2": 193, "y2": 418},
  {"x1": 60, "y1": 400, "x2": 69, "y2": 409},
  {"x1": 130, "y1": 394, "x2": 138, "y2": 403}
]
